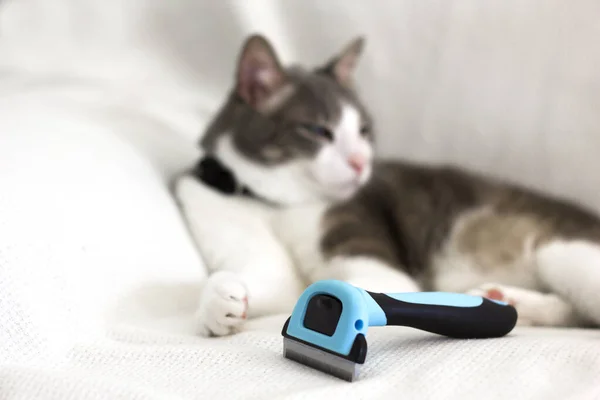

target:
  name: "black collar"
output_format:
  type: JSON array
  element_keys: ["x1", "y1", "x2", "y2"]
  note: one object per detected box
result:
[{"x1": 190, "y1": 155, "x2": 257, "y2": 198}]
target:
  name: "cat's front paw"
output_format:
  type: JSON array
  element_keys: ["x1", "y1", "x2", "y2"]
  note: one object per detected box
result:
[{"x1": 196, "y1": 271, "x2": 249, "y2": 337}]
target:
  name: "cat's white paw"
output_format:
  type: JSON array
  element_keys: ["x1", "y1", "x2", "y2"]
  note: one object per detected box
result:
[
  {"x1": 196, "y1": 271, "x2": 249, "y2": 337},
  {"x1": 466, "y1": 284, "x2": 532, "y2": 325},
  {"x1": 466, "y1": 283, "x2": 576, "y2": 327}
]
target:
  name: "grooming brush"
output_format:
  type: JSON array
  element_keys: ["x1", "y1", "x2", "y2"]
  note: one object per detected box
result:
[{"x1": 281, "y1": 280, "x2": 517, "y2": 381}]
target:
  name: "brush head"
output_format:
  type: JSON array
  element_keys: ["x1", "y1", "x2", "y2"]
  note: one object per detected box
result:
[
  {"x1": 281, "y1": 316, "x2": 368, "y2": 382},
  {"x1": 283, "y1": 337, "x2": 360, "y2": 382},
  {"x1": 281, "y1": 280, "x2": 371, "y2": 381}
]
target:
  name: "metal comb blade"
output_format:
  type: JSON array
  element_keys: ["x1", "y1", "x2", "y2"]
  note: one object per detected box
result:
[{"x1": 283, "y1": 337, "x2": 360, "y2": 382}]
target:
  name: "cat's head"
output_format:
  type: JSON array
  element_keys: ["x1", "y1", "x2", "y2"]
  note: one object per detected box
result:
[{"x1": 200, "y1": 34, "x2": 374, "y2": 205}]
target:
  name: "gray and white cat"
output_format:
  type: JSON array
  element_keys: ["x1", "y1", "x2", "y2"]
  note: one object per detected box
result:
[{"x1": 175, "y1": 34, "x2": 600, "y2": 336}]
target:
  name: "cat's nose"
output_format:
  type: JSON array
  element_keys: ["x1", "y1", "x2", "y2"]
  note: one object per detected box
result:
[{"x1": 348, "y1": 154, "x2": 366, "y2": 174}]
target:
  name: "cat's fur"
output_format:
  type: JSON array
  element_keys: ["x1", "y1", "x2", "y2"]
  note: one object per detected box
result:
[{"x1": 175, "y1": 34, "x2": 600, "y2": 336}]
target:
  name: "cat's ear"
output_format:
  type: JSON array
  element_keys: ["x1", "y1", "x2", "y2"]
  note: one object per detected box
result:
[
  {"x1": 235, "y1": 34, "x2": 287, "y2": 108},
  {"x1": 320, "y1": 36, "x2": 365, "y2": 86}
]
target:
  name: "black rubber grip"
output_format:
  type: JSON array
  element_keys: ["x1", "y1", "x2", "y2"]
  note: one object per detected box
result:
[{"x1": 368, "y1": 292, "x2": 518, "y2": 339}]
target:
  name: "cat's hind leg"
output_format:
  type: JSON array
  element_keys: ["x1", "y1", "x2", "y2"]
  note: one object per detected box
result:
[
  {"x1": 312, "y1": 256, "x2": 421, "y2": 294},
  {"x1": 467, "y1": 238, "x2": 600, "y2": 328},
  {"x1": 535, "y1": 239, "x2": 600, "y2": 327},
  {"x1": 466, "y1": 283, "x2": 583, "y2": 327}
]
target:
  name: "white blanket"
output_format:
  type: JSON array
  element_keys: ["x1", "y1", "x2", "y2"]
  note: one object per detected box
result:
[{"x1": 1, "y1": 1, "x2": 599, "y2": 399}]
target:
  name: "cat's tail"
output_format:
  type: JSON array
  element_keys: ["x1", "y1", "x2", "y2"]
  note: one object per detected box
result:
[{"x1": 536, "y1": 240, "x2": 600, "y2": 327}]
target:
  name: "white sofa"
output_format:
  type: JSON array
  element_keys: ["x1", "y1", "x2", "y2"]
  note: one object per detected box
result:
[{"x1": 1, "y1": 1, "x2": 599, "y2": 399}]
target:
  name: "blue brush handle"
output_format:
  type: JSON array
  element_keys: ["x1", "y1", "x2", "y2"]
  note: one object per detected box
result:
[{"x1": 363, "y1": 290, "x2": 517, "y2": 338}]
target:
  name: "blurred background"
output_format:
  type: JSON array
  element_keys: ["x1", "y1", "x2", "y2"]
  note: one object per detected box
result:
[{"x1": 2, "y1": 0, "x2": 599, "y2": 208}]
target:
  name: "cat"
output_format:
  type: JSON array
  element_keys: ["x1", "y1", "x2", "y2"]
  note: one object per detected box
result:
[{"x1": 175, "y1": 34, "x2": 600, "y2": 336}]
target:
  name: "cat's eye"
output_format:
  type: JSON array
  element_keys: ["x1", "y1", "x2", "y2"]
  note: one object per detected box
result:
[
  {"x1": 360, "y1": 125, "x2": 371, "y2": 136},
  {"x1": 298, "y1": 123, "x2": 334, "y2": 141}
]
